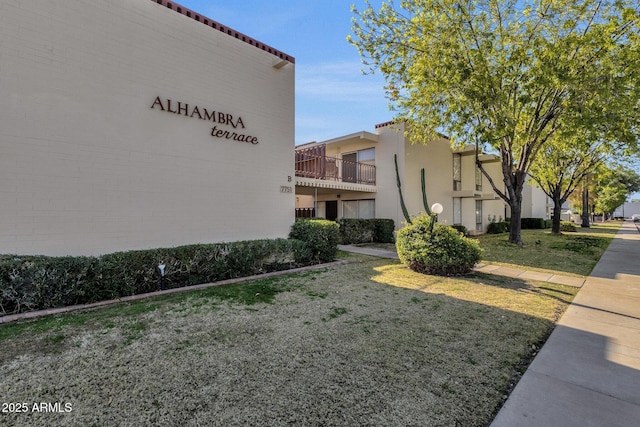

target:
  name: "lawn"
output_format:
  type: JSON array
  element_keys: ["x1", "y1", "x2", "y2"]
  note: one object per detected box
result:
[
  {"x1": 477, "y1": 222, "x2": 620, "y2": 276},
  {"x1": 0, "y1": 253, "x2": 577, "y2": 426},
  {"x1": 357, "y1": 222, "x2": 621, "y2": 277}
]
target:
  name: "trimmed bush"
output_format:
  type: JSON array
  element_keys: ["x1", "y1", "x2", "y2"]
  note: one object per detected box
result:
[
  {"x1": 560, "y1": 221, "x2": 577, "y2": 232},
  {"x1": 486, "y1": 221, "x2": 509, "y2": 234},
  {"x1": 396, "y1": 214, "x2": 482, "y2": 276},
  {"x1": 289, "y1": 219, "x2": 340, "y2": 263},
  {"x1": 450, "y1": 224, "x2": 468, "y2": 236},
  {"x1": 339, "y1": 219, "x2": 374, "y2": 244},
  {"x1": 0, "y1": 238, "x2": 312, "y2": 316},
  {"x1": 521, "y1": 218, "x2": 545, "y2": 229},
  {"x1": 373, "y1": 219, "x2": 396, "y2": 243},
  {"x1": 338, "y1": 218, "x2": 396, "y2": 244}
]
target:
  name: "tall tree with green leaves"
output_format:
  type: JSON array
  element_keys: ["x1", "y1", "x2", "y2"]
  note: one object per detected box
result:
[
  {"x1": 593, "y1": 165, "x2": 640, "y2": 218},
  {"x1": 528, "y1": 132, "x2": 608, "y2": 234},
  {"x1": 349, "y1": 0, "x2": 640, "y2": 245}
]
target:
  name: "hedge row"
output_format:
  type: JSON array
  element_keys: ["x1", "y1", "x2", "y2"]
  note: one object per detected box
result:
[
  {"x1": 0, "y1": 219, "x2": 344, "y2": 316},
  {"x1": 487, "y1": 218, "x2": 560, "y2": 234},
  {"x1": 487, "y1": 218, "x2": 579, "y2": 234},
  {"x1": 338, "y1": 218, "x2": 395, "y2": 244},
  {"x1": 289, "y1": 219, "x2": 340, "y2": 263},
  {"x1": 521, "y1": 217, "x2": 546, "y2": 229}
]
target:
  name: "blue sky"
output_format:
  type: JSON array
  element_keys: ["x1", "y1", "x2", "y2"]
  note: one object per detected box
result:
[
  {"x1": 176, "y1": 1, "x2": 389, "y2": 145},
  {"x1": 176, "y1": 1, "x2": 640, "y2": 201}
]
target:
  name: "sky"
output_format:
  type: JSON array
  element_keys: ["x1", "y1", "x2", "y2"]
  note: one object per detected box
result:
[
  {"x1": 177, "y1": 1, "x2": 640, "y2": 201},
  {"x1": 176, "y1": 0, "x2": 388, "y2": 145}
]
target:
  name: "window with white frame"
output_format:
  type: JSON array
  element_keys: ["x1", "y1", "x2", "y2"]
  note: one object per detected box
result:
[
  {"x1": 453, "y1": 197, "x2": 462, "y2": 225},
  {"x1": 475, "y1": 200, "x2": 483, "y2": 232},
  {"x1": 475, "y1": 164, "x2": 483, "y2": 191},
  {"x1": 453, "y1": 154, "x2": 462, "y2": 191},
  {"x1": 342, "y1": 199, "x2": 375, "y2": 219}
]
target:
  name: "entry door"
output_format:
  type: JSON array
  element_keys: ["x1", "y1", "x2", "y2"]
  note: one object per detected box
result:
[{"x1": 326, "y1": 201, "x2": 338, "y2": 221}]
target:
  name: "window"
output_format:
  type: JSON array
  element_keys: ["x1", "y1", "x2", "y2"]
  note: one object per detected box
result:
[
  {"x1": 453, "y1": 154, "x2": 461, "y2": 191},
  {"x1": 453, "y1": 198, "x2": 462, "y2": 225},
  {"x1": 342, "y1": 200, "x2": 358, "y2": 218},
  {"x1": 476, "y1": 200, "x2": 483, "y2": 232},
  {"x1": 475, "y1": 165, "x2": 483, "y2": 191},
  {"x1": 342, "y1": 148, "x2": 375, "y2": 184},
  {"x1": 342, "y1": 199, "x2": 375, "y2": 219},
  {"x1": 357, "y1": 148, "x2": 375, "y2": 163},
  {"x1": 358, "y1": 199, "x2": 375, "y2": 219}
]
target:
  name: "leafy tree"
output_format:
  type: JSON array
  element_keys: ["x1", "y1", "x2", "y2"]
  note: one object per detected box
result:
[
  {"x1": 349, "y1": 0, "x2": 640, "y2": 245},
  {"x1": 593, "y1": 166, "x2": 640, "y2": 219},
  {"x1": 528, "y1": 132, "x2": 608, "y2": 234},
  {"x1": 594, "y1": 181, "x2": 627, "y2": 218}
]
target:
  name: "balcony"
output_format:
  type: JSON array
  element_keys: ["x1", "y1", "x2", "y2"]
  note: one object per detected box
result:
[{"x1": 295, "y1": 146, "x2": 376, "y2": 185}]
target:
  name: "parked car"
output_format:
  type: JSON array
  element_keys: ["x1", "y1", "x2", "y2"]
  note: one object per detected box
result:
[{"x1": 632, "y1": 214, "x2": 640, "y2": 222}]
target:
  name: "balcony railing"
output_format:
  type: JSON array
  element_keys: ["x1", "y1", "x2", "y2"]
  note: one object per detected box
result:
[
  {"x1": 295, "y1": 151, "x2": 376, "y2": 185},
  {"x1": 295, "y1": 207, "x2": 316, "y2": 218}
]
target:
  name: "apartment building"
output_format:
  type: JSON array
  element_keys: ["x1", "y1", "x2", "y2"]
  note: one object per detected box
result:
[
  {"x1": 295, "y1": 122, "x2": 506, "y2": 234},
  {"x1": 0, "y1": 0, "x2": 295, "y2": 256}
]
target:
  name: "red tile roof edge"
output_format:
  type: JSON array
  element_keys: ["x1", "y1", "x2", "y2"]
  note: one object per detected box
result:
[
  {"x1": 151, "y1": 0, "x2": 295, "y2": 64},
  {"x1": 374, "y1": 120, "x2": 395, "y2": 129}
]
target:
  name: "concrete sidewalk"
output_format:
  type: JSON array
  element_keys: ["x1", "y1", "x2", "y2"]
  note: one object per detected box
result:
[
  {"x1": 338, "y1": 244, "x2": 399, "y2": 259},
  {"x1": 491, "y1": 221, "x2": 640, "y2": 426}
]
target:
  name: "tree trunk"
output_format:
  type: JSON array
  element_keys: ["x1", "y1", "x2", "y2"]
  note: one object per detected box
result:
[
  {"x1": 509, "y1": 202, "x2": 523, "y2": 245},
  {"x1": 581, "y1": 186, "x2": 590, "y2": 228},
  {"x1": 551, "y1": 198, "x2": 562, "y2": 234}
]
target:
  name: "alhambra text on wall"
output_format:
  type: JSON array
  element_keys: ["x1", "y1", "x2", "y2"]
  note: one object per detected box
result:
[{"x1": 150, "y1": 96, "x2": 259, "y2": 144}]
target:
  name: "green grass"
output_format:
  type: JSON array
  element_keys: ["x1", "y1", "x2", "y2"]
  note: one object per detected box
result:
[
  {"x1": 0, "y1": 253, "x2": 577, "y2": 426},
  {"x1": 352, "y1": 222, "x2": 619, "y2": 277},
  {"x1": 477, "y1": 222, "x2": 620, "y2": 276},
  {"x1": 0, "y1": 274, "x2": 317, "y2": 343},
  {"x1": 2, "y1": 222, "x2": 615, "y2": 425}
]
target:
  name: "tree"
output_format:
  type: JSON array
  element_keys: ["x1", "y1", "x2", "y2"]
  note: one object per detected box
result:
[
  {"x1": 567, "y1": 169, "x2": 597, "y2": 223},
  {"x1": 593, "y1": 166, "x2": 640, "y2": 218},
  {"x1": 349, "y1": 0, "x2": 640, "y2": 245},
  {"x1": 528, "y1": 132, "x2": 608, "y2": 234}
]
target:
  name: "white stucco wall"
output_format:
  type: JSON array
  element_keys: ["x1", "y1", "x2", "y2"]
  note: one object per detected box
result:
[
  {"x1": 522, "y1": 180, "x2": 550, "y2": 219},
  {"x1": 0, "y1": 0, "x2": 294, "y2": 255}
]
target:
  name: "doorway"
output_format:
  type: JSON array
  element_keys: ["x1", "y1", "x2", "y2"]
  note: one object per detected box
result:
[{"x1": 326, "y1": 201, "x2": 338, "y2": 221}]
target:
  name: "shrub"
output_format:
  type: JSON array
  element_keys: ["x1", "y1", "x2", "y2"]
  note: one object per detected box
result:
[
  {"x1": 0, "y1": 239, "x2": 312, "y2": 316},
  {"x1": 289, "y1": 219, "x2": 340, "y2": 263},
  {"x1": 338, "y1": 219, "x2": 374, "y2": 244},
  {"x1": 396, "y1": 215, "x2": 482, "y2": 276},
  {"x1": 521, "y1": 218, "x2": 545, "y2": 229},
  {"x1": 450, "y1": 224, "x2": 468, "y2": 236},
  {"x1": 373, "y1": 219, "x2": 396, "y2": 243},
  {"x1": 338, "y1": 218, "x2": 395, "y2": 244},
  {"x1": 560, "y1": 221, "x2": 577, "y2": 232},
  {"x1": 486, "y1": 221, "x2": 510, "y2": 234}
]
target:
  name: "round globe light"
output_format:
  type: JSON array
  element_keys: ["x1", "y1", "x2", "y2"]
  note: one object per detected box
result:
[{"x1": 431, "y1": 203, "x2": 444, "y2": 215}]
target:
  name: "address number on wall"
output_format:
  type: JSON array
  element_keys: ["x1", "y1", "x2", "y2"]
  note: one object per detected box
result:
[{"x1": 280, "y1": 186, "x2": 293, "y2": 193}]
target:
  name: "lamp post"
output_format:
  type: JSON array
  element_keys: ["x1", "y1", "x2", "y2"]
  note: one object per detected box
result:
[
  {"x1": 158, "y1": 263, "x2": 166, "y2": 290},
  {"x1": 429, "y1": 203, "x2": 444, "y2": 232}
]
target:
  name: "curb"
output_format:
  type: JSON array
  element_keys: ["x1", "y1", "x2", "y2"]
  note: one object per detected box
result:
[{"x1": 0, "y1": 260, "x2": 347, "y2": 325}]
